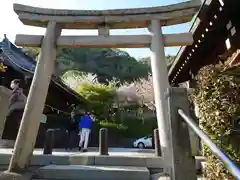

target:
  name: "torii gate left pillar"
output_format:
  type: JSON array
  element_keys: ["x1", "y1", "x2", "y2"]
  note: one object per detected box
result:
[
  {"x1": 8, "y1": 21, "x2": 62, "y2": 172},
  {"x1": 8, "y1": 0, "x2": 200, "y2": 174}
]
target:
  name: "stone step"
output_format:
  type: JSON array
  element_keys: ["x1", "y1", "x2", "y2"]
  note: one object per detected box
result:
[
  {"x1": 150, "y1": 173, "x2": 204, "y2": 180},
  {"x1": 35, "y1": 165, "x2": 150, "y2": 180}
]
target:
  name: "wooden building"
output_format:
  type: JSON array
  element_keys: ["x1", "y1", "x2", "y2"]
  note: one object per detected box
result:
[
  {"x1": 0, "y1": 35, "x2": 86, "y2": 114},
  {"x1": 167, "y1": 0, "x2": 240, "y2": 158},
  {"x1": 168, "y1": 0, "x2": 239, "y2": 86},
  {"x1": 0, "y1": 36, "x2": 87, "y2": 146}
]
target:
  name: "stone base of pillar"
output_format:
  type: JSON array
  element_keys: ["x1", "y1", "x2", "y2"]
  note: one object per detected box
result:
[
  {"x1": 160, "y1": 146, "x2": 172, "y2": 176},
  {"x1": 0, "y1": 171, "x2": 33, "y2": 180}
]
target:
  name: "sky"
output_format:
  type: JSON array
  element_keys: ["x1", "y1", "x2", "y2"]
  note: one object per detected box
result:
[{"x1": 0, "y1": 0, "x2": 196, "y2": 59}]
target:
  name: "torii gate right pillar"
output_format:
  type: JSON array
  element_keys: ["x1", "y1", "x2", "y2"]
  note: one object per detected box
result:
[{"x1": 150, "y1": 20, "x2": 171, "y2": 162}]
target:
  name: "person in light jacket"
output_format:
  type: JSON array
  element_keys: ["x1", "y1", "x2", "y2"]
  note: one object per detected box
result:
[
  {"x1": 78, "y1": 110, "x2": 93, "y2": 152},
  {"x1": 7, "y1": 79, "x2": 26, "y2": 116}
]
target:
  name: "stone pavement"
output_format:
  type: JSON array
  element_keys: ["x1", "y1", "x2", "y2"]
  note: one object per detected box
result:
[{"x1": 0, "y1": 147, "x2": 155, "y2": 157}]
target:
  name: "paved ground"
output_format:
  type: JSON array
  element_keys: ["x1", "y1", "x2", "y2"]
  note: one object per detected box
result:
[{"x1": 0, "y1": 147, "x2": 155, "y2": 157}]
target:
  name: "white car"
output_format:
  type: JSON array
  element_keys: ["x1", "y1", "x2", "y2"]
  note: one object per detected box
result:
[{"x1": 133, "y1": 135, "x2": 152, "y2": 149}]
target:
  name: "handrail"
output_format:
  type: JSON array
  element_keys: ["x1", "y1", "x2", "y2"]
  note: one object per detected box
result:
[{"x1": 178, "y1": 109, "x2": 240, "y2": 180}]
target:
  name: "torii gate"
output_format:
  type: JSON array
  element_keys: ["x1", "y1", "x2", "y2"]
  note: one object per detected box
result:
[{"x1": 8, "y1": 0, "x2": 200, "y2": 172}]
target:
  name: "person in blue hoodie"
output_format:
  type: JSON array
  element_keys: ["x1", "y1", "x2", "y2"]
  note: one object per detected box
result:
[{"x1": 78, "y1": 110, "x2": 93, "y2": 152}]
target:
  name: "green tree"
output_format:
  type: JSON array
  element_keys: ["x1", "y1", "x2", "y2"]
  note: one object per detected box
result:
[
  {"x1": 22, "y1": 47, "x2": 40, "y2": 59},
  {"x1": 76, "y1": 82, "x2": 116, "y2": 121},
  {"x1": 23, "y1": 47, "x2": 150, "y2": 84},
  {"x1": 138, "y1": 55, "x2": 175, "y2": 71}
]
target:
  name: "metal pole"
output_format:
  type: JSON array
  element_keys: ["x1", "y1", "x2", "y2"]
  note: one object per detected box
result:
[
  {"x1": 99, "y1": 128, "x2": 108, "y2": 155},
  {"x1": 178, "y1": 109, "x2": 240, "y2": 180}
]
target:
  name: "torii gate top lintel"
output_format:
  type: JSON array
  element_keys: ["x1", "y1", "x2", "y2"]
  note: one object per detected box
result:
[
  {"x1": 13, "y1": 0, "x2": 201, "y2": 29},
  {"x1": 13, "y1": 0, "x2": 201, "y2": 48}
]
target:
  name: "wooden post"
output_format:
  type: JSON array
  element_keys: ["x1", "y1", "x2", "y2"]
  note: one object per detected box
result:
[
  {"x1": 8, "y1": 21, "x2": 61, "y2": 173},
  {"x1": 150, "y1": 20, "x2": 171, "y2": 162},
  {"x1": 99, "y1": 128, "x2": 108, "y2": 155},
  {"x1": 154, "y1": 129, "x2": 161, "y2": 157},
  {"x1": 167, "y1": 87, "x2": 197, "y2": 180},
  {"x1": 43, "y1": 129, "x2": 55, "y2": 155}
]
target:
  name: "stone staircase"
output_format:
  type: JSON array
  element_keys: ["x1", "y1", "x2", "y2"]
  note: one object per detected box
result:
[
  {"x1": 30, "y1": 164, "x2": 204, "y2": 180},
  {"x1": 28, "y1": 154, "x2": 157, "y2": 180},
  {"x1": 0, "y1": 149, "x2": 205, "y2": 180},
  {"x1": 28, "y1": 156, "x2": 204, "y2": 180},
  {"x1": 32, "y1": 164, "x2": 150, "y2": 180}
]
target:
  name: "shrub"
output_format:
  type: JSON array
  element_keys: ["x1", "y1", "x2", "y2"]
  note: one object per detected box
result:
[
  {"x1": 114, "y1": 117, "x2": 157, "y2": 137},
  {"x1": 92, "y1": 118, "x2": 157, "y2": 138},
  {"x1": 99, "y1": 121, "x2": 128, "y2": 130},
  {"x1": 192, "y1": 64, "x2": 240, "y2": 179},
  {"x1": 45, "y1": 114, "x2": 157, "y2": 139}
]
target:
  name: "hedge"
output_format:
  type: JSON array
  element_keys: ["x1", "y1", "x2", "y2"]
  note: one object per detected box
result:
[
  {"x1": 94, "y1": 118, "x2": 157, "y2": 138},
  {"x1": 191, "y1": 64, "x2": 240, "y2": 179},
  {"x1": 45, "y1": 114, "x2": 157, "y2": 138}
]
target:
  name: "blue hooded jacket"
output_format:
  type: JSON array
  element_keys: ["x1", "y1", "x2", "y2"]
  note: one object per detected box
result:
[{"x1": 78, "y1": 113, "x2": 93, "y2": 129}]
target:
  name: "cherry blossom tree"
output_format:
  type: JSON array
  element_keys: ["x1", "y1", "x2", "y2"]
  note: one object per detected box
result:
[{"x1": 133, "y1": 75, "x2": 155, "y2": 111}]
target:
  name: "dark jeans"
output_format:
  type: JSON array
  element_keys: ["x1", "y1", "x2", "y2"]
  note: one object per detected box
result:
[{"x1": 65, "y1": 130, "x2": 76, "y2": 149}]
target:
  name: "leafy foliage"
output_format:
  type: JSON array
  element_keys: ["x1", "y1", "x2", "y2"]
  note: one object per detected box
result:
[
  {"x1": 76, "y1": 82, "x2": 116, "y2": 120},
  {"x1": 23, "y1": 47, "x2": 175, "y2": 84},
  {"x1": 23, "y1": 47, "x2": 150, "y2": 84},
  {"x1": 22, "y1": 47, "x2": 40, "y2": 59},
  {"x1": 93, "y1": 118, "x2": 157, "y2": 138},
  {"x1": 192, "y1": 63, "x2": 240, "y2": 179},
  {"x1": 73, "y1": 80, "x2": 157, "y2": 137},
  {"x1": 138, "y1": 55, "x2": 175, "y2": 71}
]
